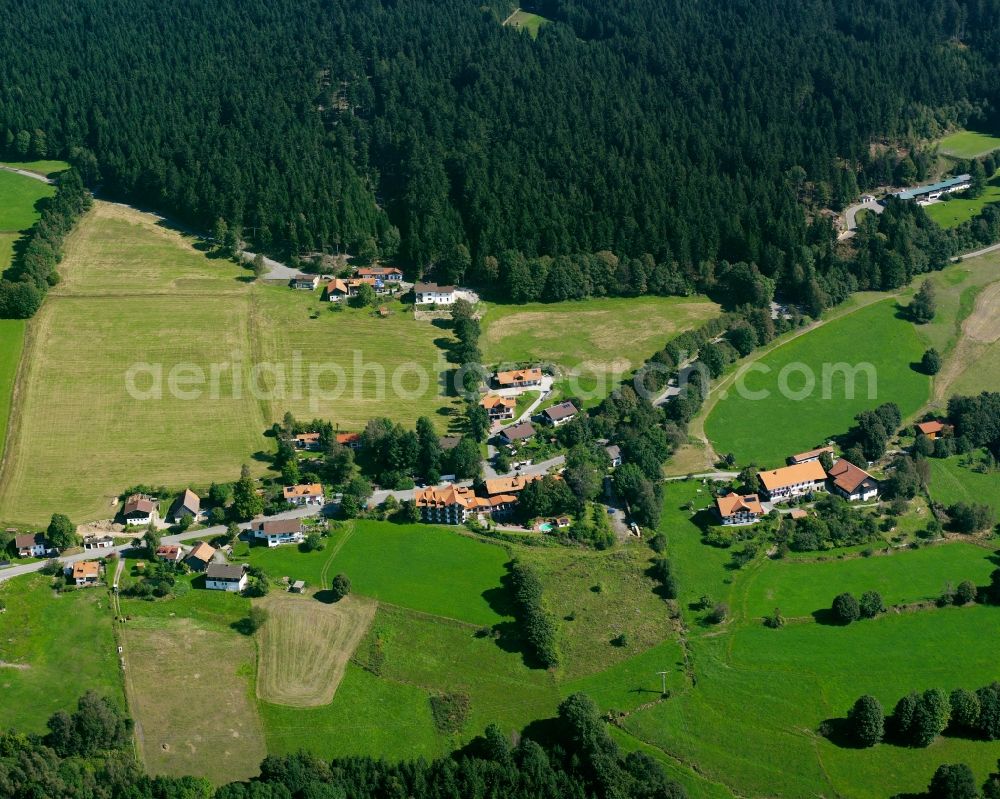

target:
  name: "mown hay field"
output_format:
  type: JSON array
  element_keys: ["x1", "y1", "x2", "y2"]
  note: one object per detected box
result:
[{"x1": 256, "y1": 592, "x2": 376, "y2": 707}]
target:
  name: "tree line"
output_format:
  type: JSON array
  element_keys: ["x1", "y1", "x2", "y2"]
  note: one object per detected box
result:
[{"x1": 0, "y1": 169, "x2": 90, "y2": 318}]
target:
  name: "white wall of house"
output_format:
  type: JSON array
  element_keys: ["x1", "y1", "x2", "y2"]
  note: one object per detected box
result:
[
  {"x1": 206, "y1": 576, "x2": 247, "y2": 592},
  {"x1": 416, "y1": 291, "x2": 455, "y2": 304}
]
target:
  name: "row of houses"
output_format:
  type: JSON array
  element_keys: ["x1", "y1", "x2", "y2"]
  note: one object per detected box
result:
[{"x1": 716, "y1": 445, "x2": 880, "y2": 525}]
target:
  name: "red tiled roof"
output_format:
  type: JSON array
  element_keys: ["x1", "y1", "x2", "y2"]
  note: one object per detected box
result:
[
  {"x1": 828, "y1": 459, "x2": 876, "y2": 494},
  {"x1": 715, "y1": 493, "x2": 764, "y2": 518}
]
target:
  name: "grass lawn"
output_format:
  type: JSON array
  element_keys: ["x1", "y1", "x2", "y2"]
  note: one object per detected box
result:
[
  {"x1": 938, "y1": 129, "x2": 1000, "y2": 158},
  {"x1": 927, "y1": 450, "x2": 1000, "y2": 510},
  {"x1": 504, "y1": 9, "x2": 550, "y2": 38},
  {"x1": 516, "y1": 539, "x2": 672, "y2": 680},
  {"x1": 741, "y1": 541, "x2": 997, "y2": 620},
  {"x1": 704, "y1": 299, "x2": 929, "y2": 466},
  {"x1": 0, "y1": 319, "x2": 24, "y2": 460},
  {"x1": 0, "y1": 168, "x2": 54, "y2": 232},
  {"x1": 481, "y1": 295, "x2": 719, "y2": 407},
  {"x1": 0, "y1": 573, "x2": 123, "y2": 734},
  {"x1": 256, "y1": 288, "x2": 461, "y2": 432},
  {"x1": 924, "y1": 171, "x2": 1000, "y2": 228},
  {"x1": 250, "y1": 521, "x2": 511, "y2": 625}
]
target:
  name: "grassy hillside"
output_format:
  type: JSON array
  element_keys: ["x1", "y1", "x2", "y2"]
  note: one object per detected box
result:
[
  {"x1": 927, "y1": 451, "x2": 1000, "y2": 511},
  {"x1": 637, "y1": 482, "x2": 1000, "y2": 798},
  {"x1": 704, "y1": 298, "x2": 929, "y2": 466}
]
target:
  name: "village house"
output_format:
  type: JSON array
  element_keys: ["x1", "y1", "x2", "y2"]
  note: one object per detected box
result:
[
  {"x1": 354, "y1": 266, "x2": 404, "y2": 283},
  {"x1": 481, "y1": 394, "x2": 516, "y2": 422},
  {"x1": 83, "y1": 535, "x2": 115, "y2": 550},
  {"x1": 122, "y1": 494, "x2": 158, "y2": 527},
  {"x1": 542, "y1": 401, "x2": 578, "y2": 427},
  {"x1": 787, "y1": 446, "x2": 834, "y2": 466},
  {"x1": 499, "y1": 420, "x2": 536, "y2": 446},
  {"x1": 171, "y1": 489, "x2": 201, "y2": 524},
  {"x1": 605, "y1": 444, "x2": 623, "y2": 468},
  {"x1": 715, "y1": 493, "x2": 765, "y2": 525},
  {"x1": 69, "y1": 560, "x2": 101, "y2": 587},
  {"x1": 294, "y1": 432, "x2": 322, "y2": 450},
  {"x1": 205, "y1": 562, "x2": 248, "y2": 592},
  {"x1": 413, "y1": 281, "x2": 456, "y2": 305},
  {"x1": 915, "y1": 420, "x2": 949, "y2": 440},
  {"x1": 335, "y1": 432, "x2": 362, "y2": 449},
  {"x1": 185, "y1": 541, "x2": 216, "y2": 571},
  {"x1": 251, "y1": 518, "x2": 305, "y2": 547},
  {"x1": 494, "y1": 367, "x2": 543, "y2": 389},
  {"x1": 414, "y1": 483, "x2": 491, "y2": 525},
  {"x1": 483, "y1": 473, "x2": 550, "y2": 498},
  {"x1": 14, "y1": 533, "x2": 56, "y2": 558},
  {"x1": 292, "y1": 273, "x2": 320, "y2": 290},
  {"x1": 758, "y1": 461, "x2": 827, "y2": 503},
  {"x1": 155, "y1": 544, "x2": 184, "y2": 562},
  {"x1": 827, "y1": 459, "x2": 880, "y2": 502},
  {"x1": 283, "y1": 483, "x2": 325, "y2": 507},
  {"x1": 325, "y1": 277, "x2": 378, "y2": 301}
]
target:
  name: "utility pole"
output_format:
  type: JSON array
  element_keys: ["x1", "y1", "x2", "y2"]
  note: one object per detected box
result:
[{"x1": 657, "y1": 670, "x2": 668, "y2": 696}]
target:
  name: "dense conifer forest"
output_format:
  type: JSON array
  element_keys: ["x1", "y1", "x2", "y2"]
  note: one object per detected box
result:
[{"x1": 3, "y1": 0, "x2": 1000, "y2": 307}]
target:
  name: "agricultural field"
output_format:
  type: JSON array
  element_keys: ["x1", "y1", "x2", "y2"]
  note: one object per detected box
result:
[
  {"x1": 1, "y1": 160, "x2": 70, "y2": 178},
  {"x1": 633, "y1": 481, "x2": 1000, "y2": 798},
  {"x1": 704, "y1": 298, "x2": 929, "y2": 466},
  {"x1": 481, "y1": 295, "x2": 719, "y2": 406},
  {"x1": 255, "y1": 288, "x2": 461, "y2": 432},
  {"x1": 503, "y1": 9, "x2": 550, "y2": 38},
  {"x1": 0, "y1": 201, "x2": 269, "y2": 524},
  {"x1": 937, "y1": 129, "x2": 1000, "y2": 158},
  {"x1": 0, "y1": 573, "x2": 122, "y2": 734},
  {"x1": 0, "y1": 320, "x2": 24, "y2": 459},
  {"x1": 924, "y1": 171, "x2": 1000, "y2": 228},
  {"x1": 927, "y1": 450, "x2": 1000, "y2": 510},
  {"x1": 256, "y1": 591, "x2": 377, "y2": 706},
  {"x1": 0, "y1": 167, "x2": 54, "y2": 231},
  {"x1": 122, "y1": 616, "x2": 266, "y2": 784}
]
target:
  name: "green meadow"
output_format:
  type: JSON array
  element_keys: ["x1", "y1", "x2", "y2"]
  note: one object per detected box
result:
[
  {"x1": 250, "y1": 521, "x2": 511, "y2": 625},
  {"x1": 504, "y1": 9, "x2": 550, "y2": 38},
  {"x1": 938, "y1": 129, "x2": 1000, "y2": 159},
  {"x1": 741, "y1": 541, "x2": 997, "y2": 619},
  {"x1": 0, "y1": 168, "x2": 54, "y2": 231},
  {"x1": 705, "y1": 299, "x2": 929, "y2": 466},
  {"x1": 0, "y1": 574, "x2": 123, "y2": 733},
  {"x1": 0, "y1": 319, "x2": 24, "y2": 460},
  {"x1": 927, "y1": 451, "x2": 1000, "y2": 510}
]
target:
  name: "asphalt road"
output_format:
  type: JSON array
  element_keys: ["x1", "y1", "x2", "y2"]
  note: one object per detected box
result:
[{"x1": 0, "y1": 505, "x2": 325, "y2": 584}]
